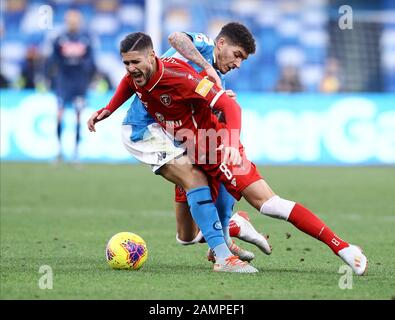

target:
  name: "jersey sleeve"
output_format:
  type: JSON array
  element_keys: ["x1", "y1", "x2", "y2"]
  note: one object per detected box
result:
[
  {"x1": 184, "y1": 32, "x2": 215, "y2": 52},
  {"x1": 161, "y1": 32, "x2": 213, "y2": 59},
  {"x1": 179, "y1": 75, "x2": 241, "y2": 132}
]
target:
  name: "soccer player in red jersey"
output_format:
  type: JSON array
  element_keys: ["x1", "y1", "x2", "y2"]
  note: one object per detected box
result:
[
  {"x1": 97, "y1": 26, "x2": 270, "y2": 267},
  {"x1": 88, "y1": 33, "x2": 368, "y2": 275},
  {"x1": 166, "y1": 26, "x2": 271, "y2": 261}
]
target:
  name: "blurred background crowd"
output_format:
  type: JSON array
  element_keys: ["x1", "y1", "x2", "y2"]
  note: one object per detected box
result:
[{"x1": 1, "y1": 0, "x2": 394, "y2": 94}]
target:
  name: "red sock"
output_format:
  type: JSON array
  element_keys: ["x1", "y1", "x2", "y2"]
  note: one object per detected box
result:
[
  {"x1": 288, "y1": 203, "x2": 349, "y2": 254},
  {"x1": 229, "y1": 220, "x2": 240, "y2": 237}
]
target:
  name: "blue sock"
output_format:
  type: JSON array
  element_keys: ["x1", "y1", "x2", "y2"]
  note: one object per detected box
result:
[
  {"x1": 213, "y1": 243, "x2": 232, "y2": 260},
  {"x1": 186, "y1": 186, "x2": 228, "y2": 250},
  {"x1": 215, "y1": 183, "x2": 235, "y2": 245}
]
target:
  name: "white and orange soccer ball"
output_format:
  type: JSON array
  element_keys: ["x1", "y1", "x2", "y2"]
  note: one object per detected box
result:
[{"x1": 106, "y1": 232, "x2": 148, "y2": 270}]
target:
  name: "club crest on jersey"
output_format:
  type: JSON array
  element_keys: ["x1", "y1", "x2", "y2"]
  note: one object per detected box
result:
[
  {"x1": 155, "y1": 112, "x2": 165, "y2": 123},
  {"x1": 160, "y1": 94, "x2": 172, "y2": 107},
  {"x1": 195, "y1": 78, "x2": 214, "y2": 97}
]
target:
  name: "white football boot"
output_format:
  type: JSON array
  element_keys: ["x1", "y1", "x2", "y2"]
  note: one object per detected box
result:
[
  {"x1": 229, "y1": 240, "x2": 255, "y2": 262},
  {"x1": 207, "y1": 241, "x2": 255, "y2": 263},
  {"x1": 213, "y1": 255, "x2": 258, "y2": 273},
  {"x1": 338, "y1": 245, "x2": 368, "y2": 276},
  {"x1": 231, "y1": 211, "x2": 272, "y2": 255}
]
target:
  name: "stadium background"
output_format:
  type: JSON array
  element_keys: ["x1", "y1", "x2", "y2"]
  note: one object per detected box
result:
[{"x1": 1, "y1": 0, "x2": 394, "y2": 165}]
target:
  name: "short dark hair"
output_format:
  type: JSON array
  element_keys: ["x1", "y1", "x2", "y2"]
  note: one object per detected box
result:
[
  {"x1": 120, "y1": 32, "x2": 153, "y2": 54},
  {"x1": 216, "y1": 22, "x2": 256, "y2": 55}
]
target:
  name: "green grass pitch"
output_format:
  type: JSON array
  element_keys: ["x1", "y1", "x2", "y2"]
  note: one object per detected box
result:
[{"x1": 1, "y1": 162, "x2": 394, "y2": 300}]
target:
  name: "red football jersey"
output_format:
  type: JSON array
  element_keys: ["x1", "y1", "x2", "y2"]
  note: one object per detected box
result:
[
  {"x1": 103, "y1": 57, "x2": 241, "y2": 137},
  {"x1": 101, "y1": 56, "x2": 261, "y2": 200},
  {"x1": 104, "y1": 56, "x2": 242, "y2": 163},
  {"x1": 129, "y1": 57, "x2": 228, "y2": 133}
]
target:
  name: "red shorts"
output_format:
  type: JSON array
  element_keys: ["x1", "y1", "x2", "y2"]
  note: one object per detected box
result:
[
  {"x1": 174, "y1": 144, "x2": 262, "y2": 202},
  {"x1": 198, "y1": 145, "x2": 262, "y2": 201}
]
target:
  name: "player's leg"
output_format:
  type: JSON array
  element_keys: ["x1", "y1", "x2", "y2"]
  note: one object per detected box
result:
[
  {"x1": 174, "y1": 183, "x2": 255, "y2": 262},
  {"x1": 209, "y1": 148, "x2": 367, "y2": 275},
  {"x1": 214, "y1": 183, "x2": 234, "y2": 245},
  {"x1": 215, "y1": 183, "x2": 270, "y2": 254},
  {"x1": 56, "y1": 98, "x2": 65, "y2": 162},
  {"x1": 122, "y1": 123, "x2": 201, "y2": 245},
  {"x1": 174, "y1": 200, "x2": 202, "y2": 245},
  {"x1": 174, "y1": 179, "x2": 270, "y2": 258},
  {"x1": 241, "y1": 178, "x2": 368, "y2": 275},
  {"x1": 230, "y1": 211, "x2": 272, "y2": 255},
  {"x1": 73, "y1": 96, "x2": 85, "y2": 162},
  {"x1": 159, "y1": 157, "x2": 257, "y2": 272},
  {"x1": 212, "y1": 183, "x2": 255, "y2": 262},
  {"x1": 121, "y1": 123, "x2": 256, "y2": 272}
]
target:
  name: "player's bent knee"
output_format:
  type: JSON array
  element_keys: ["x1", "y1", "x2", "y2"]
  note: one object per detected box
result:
[
  {"x1": 260, "y1": 195, "x2": 296, "y2": 220},
  {"x1": 158, "y1": 159, "x2": 208, "y2": 191},
  {"x1": 188, "y1": 166, "x2": 208, "y2": 189}
]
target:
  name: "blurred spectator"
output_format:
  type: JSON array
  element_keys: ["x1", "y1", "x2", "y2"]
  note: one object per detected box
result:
[
  {"x1": 0, "y1": 72, "x2": 10, "y2": 88},
  {"x1": 164, "y1": 7, "x2": 191, "y2": 33},
  {"x1": 6, "y1": 0, "x2": 26, "y2": 12},
  {"x1": 95, "y1": 0, "x2": 119, "y2": 12},
  {"x1": 90, "y1": 70, "x2": 113, "y2": 94},
  {"x1": 0, "y1": 20, "x2": 7, "y2": 88},
  {"x1": 19, "y1": 46, "x2": 43, "y2": 89},
  {"x1": 45, "y1": 8, "x2": 96, "y2": 163},
  {"x1": 319, "y1": 57, "x2": 343, "y2": 93},
  {"x1": 275, "y1": 65, "x2": 303, "y2": 92}
]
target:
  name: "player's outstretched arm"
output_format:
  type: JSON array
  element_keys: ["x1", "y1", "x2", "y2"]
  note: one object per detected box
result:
[
  {"x1": 168, "y1": 31, "x2": 222, "y2": 88},
  {"x1": 87, "y1": 109, "x2": 111, "y2": 132},
  {"x1": 87, "y1": 75, "x2": 135, "y2": 132}
]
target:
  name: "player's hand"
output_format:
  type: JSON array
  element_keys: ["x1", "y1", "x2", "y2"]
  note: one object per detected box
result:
[
  {"x1": 225, "y1": 90, "x2": 237, "y2": 100},
  {"x1": 87, "y1": 109, "x2": 111, "y2": 132},
  {"x1": 204, "y1": 65, "x2": 223, "y2": 89},
  {"x1": 217, "y1": 145, "x2": 242, "y2": 166}
]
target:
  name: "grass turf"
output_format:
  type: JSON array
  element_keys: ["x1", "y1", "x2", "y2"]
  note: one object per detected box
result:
[{"x1": 1, "y1": 162, "x2": 394, "y2": 300}]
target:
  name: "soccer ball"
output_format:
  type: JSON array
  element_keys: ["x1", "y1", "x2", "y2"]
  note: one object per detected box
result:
[{"x1": 105, "y1": 232, "x2": 148, "y2": 270}]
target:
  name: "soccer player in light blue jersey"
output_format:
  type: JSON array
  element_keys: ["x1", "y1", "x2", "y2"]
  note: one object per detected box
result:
[{"x1": 120, "y1": 23, "x2": 272, "y2": 262}]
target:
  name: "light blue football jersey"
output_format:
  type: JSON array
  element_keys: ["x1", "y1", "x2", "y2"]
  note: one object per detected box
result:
[{"x1": 122, "y1": 32, "x2": 226, "y2": 142}]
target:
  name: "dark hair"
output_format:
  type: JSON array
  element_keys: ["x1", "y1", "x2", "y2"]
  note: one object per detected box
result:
[
  {"x1": 120, "y1": 32, "x2": 153, "y2": 54},
  {"x1": 216, "y1": 22, "x2": 256, "y2": 54}
]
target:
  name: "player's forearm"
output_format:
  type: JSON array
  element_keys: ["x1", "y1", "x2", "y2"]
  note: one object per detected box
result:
[
  {"x1": 99, "y1": 76, "x2": 133, "y2": 114},
  {"x1": 168, "y1": 32, "x2": 211, "y2": 70}
]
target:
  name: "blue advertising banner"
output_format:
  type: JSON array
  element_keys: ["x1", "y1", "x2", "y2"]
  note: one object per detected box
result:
[
  {"x1": 1, "y1": 90, "x2": 394, "y2": 165},
  {"x1": 238, "y1": 93, "x2": 395, "y2": 165}
]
